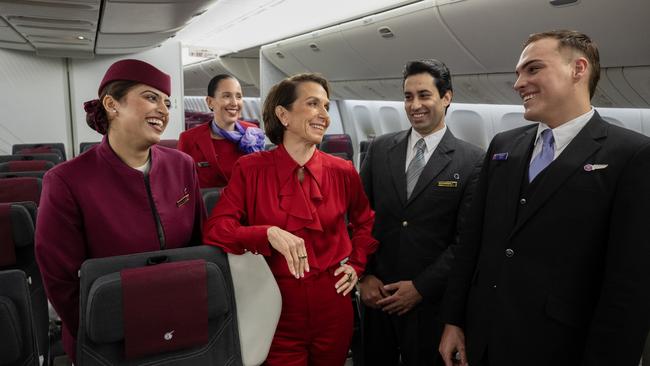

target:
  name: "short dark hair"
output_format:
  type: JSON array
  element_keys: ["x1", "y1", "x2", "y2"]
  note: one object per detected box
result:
[
  {"x1": 262, "y1": 73, "x2": 330, "y2": 145},
  {"x1": 86, "y1": 80, "x2": 139, "y2": 134},
  {"x1": 403, "y1": 59, "x2": 453, "y2": 97},
  {"x1": 207, "y1": 74, "x2": 236, "y2": 97},
  {"x1": 524, "y1": 30, "x2": 600, "y2": 99},
  {"x1": 403, "y1": 59, "x2": 453, "y2": 113}
]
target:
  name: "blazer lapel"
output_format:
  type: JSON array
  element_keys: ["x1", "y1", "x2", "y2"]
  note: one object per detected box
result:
[
  {"x1": 388, "y1": 130, "x2": 409, "y2": 206},
  {"x1": 196, "y1": 124, "x2": 220, "y2": 169},
  {"x1": 511, "y1": 115, "x2": 607, "y2": 236},
  {"x1": 406, "y1": 129, "x2": 454, "y2": 204}
]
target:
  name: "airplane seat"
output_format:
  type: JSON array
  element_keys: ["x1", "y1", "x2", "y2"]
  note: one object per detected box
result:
[
  {"x1": 240, "y1": 118, "x2": 260, "y2": 127},
  {"x1": 184, "y1": 110, "x2": 212, "y2": 131},
  {"x1": 79, "y1": 142, "x2": 100, "y2": 154},
  {"x1": 0, "y1": 172, "x2": 47, "y2": 179},
  {"x1": 319, "y1": 134, "x2": 353, "y2": 161},
  {"x1": 0, "y1": 178, "x2": 42, "y2": 205},
  {"x1": 446, "y1": 110, "x2": 491, "y2": 150},
  {"x1": 201, "y1": 188, "x2": 223, "y2": 216},
  {"x1": 496, "y1": 112, "x2": 536, "y2": 134},
  {"x1": 0, "y1": 154, "x2": 63, "y2": 166},
  {"x1": 0, "y1": 202, "x2": 48, "y2": 365},
  {"x1": 13, "y1": 143, "x2": 66, "y2": 161},
  {"x1": 158, "y1": 139, "x2": 178, "y2": 149},
  {"x1": 358, "y1": 137, "x2": 375, "y2": 167},
  {"x1": 77, "y1": 245, "x2": 243, "y2": 366},
  {"x1": 0, "y1": 160, "x2": 54, "y2": 173},
  {"x1": 0, "y1": 269, "x2": 40, "y2": 366}
]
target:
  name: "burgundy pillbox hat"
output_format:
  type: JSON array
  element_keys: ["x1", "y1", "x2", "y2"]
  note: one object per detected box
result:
[{"x1": 98, "y1": 59, "x2": 171, "y2": 96}]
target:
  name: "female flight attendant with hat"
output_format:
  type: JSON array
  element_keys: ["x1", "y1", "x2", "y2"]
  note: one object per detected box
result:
[{"x1": 35, "y1": 59, "x2": 205, "y2": 362}]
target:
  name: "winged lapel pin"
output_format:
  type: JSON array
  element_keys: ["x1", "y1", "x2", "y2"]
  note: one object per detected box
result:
[{"x1": 583, "y1": 164, "x2": 608, "y2": 172}]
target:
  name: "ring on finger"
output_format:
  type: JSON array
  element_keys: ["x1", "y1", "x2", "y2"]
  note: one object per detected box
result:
[{"x1": 298, "y1": 255, "x2": 307, "y2": 260}]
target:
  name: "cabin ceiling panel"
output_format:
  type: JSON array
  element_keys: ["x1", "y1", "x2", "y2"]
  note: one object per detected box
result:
[
  {"x1": 342, "y1": 1, "x2": 484, "y2": 77},
  {"x1": 261, "y1": 43, "x2": 311, "y2": 77},
  {"x1": 0, "y1": 0, "x2": 214, "y2": 57},
  {"x1": 35, "y1": 45, "x2": 93, "y2": 58},
  {"x1": 0, "y1": 24, "x2": 25, "y2": 43},
  {"x1": 438, "y1": 0, "x2": 650, "y2": 72},
  {"x1": 278, "y1": 25, "x2": 380, "y2": 81},
  {"x1": 96, "y1": 31, "x2": 175, "y2": 48},
  {"x1": 100, "y1": 0, "x2": 210, "y2": 33},
  {"x1": 0, "y1": 0, "x2": 99, "y2": 56},
  {"x1": 0, "y1": 40, "x2": 33, "y2": 51},
  {"x1": 219, "y1": 55, "x2": 260, "y2": 87}
]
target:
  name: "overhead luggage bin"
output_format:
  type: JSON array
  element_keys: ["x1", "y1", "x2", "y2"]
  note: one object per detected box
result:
[{"x1": 340, "y1": 1, "x2": 484, "y2": 77}]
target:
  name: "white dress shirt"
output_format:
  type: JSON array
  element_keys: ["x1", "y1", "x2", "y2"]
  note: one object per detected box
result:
[
  {"x1": 530, "y1": 108, "x2": 595, "y2": 164},
  {"x1": 405, "y1": 125, "x2": 447, "y2": 172}
]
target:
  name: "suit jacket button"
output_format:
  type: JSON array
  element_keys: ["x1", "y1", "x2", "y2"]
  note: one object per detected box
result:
[
  {"x1": 520, "y1": 198, "x2": 527, "y2": 205},
  {"x1": 505, "y1": 248, "x2": 514, "y2": 258},
  {"x1": 402, "y1": 221, "x2": 408, "y2": 227}
]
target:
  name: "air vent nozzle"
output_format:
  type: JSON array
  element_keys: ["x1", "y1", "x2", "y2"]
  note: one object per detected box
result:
[
  {"x1": 309, "y1": 43, "x2": 320, "y2": 52},
  {"x1": 378, "y1": 26, "x2": 394, "y2": 39},
  {"x1": 549, "y1": 0, "x2": 579, "y2": 6}
]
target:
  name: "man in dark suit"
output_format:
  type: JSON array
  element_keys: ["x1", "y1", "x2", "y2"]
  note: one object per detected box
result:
[
  {"x1": 439, "y1": 30, "x2": 650, "y2": 366},
  {"x1": 359, "y1": 59, "x2": 484, "y2": 366}
]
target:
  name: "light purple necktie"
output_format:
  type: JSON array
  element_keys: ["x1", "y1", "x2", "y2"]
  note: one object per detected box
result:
[{"x1": 529, "y1": 129, "x2": 555, "y2": 182}]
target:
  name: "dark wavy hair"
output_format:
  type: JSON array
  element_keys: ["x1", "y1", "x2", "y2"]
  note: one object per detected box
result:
[{"x1": 262, "y1": 73, "x2": 330, "y2": 145}]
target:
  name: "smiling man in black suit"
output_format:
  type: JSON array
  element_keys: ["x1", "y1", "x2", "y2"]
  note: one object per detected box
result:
[
  {"x1": 439, "y1": 30, "x2": 650, "y2": 366},
  {"x1": 358, "y1": 59, "x2": 483, "y2": 366}
]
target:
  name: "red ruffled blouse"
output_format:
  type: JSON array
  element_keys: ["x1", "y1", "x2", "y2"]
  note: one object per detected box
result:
[{"x1": 203, "y1": 144, "x2": 378, "y2": 278}]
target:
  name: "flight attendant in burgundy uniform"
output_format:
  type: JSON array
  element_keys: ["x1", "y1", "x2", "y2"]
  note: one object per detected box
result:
[
  {"x1": 35, "y1": 59, "x2": 205, "y2": 362},
  {"x1": 203, "y1": 73, "x2": 378, "y2": 366},
  {"x1": 178, "y1": 74, "x2": 265, "y2": 188}
]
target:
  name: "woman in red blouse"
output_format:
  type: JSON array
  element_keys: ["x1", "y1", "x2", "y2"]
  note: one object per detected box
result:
[
  {"x1": 178, "y1": 74, "x2": 264, "y2": 188},
  {"x1": 203, "y1": 73, "x2": 378, "y2": 365}
]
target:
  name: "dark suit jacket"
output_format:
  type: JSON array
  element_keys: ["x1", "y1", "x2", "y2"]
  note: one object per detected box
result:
[
  {"x1": 360, "y1": 128, "x2": 483, "y2": 303},
  {"x1": 178, "y1": 121, "x2": 256, "y2": 188},
  {"x1": 441, "y1": 112, "x2": 650, "y2": 366}
]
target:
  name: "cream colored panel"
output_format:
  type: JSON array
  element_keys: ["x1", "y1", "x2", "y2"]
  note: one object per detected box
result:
[
  {"x1": 439, "y1": 0, "x2": 650, "y2": 71},
  {"x1": 342, "y1": 1, "x2": 484, "y2": 78},
  {"x1": 260, "y1": 43, "x2": 310, "y2": 76},
  {"x1": 0, "y1": 48, "x2": 69, "y2": 156}
]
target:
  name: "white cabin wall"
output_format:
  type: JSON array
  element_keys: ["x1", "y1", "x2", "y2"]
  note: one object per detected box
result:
[
  {"x1": 0, "y1": 48, "x2": 70, "y2": 156},
  {"x1": 69, "y1": 41, "x2": 184, "y2": 155}
]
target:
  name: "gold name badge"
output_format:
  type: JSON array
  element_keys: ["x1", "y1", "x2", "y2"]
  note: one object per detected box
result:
[{"x1": 437, "y1": 181, "x2": 458, "y2": 188}]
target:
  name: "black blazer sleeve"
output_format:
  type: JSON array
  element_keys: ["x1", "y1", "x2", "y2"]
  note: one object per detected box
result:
[
  {"x1": 440, "y1": 140, "x2": 495, "y2": 326},
  {"x1": 412, "y1": 151, "x2": 484, "y2": 302},
  {"x1": 582, "y1": 142, "x2": 650, "y2": 366}
]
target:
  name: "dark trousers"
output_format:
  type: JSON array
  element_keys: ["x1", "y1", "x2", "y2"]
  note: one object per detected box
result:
[{"x1": 362, "y1": 303, "x2": 443, "y2": 366}]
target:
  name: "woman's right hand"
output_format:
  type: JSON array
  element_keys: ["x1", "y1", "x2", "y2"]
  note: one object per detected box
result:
[{"x1": 267, "y1": 226, "x2": 309, "y2": 278}]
